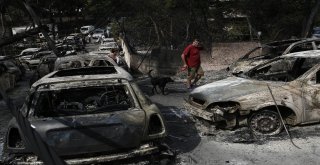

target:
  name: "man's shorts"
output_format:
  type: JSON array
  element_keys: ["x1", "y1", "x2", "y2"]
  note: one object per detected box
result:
[{"x1": 188, "y1": 65, "x2": 204, "y2": 78}]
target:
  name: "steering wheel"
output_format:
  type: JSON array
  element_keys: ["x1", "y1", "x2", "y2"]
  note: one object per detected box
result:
[{"x1": 84, "y1": 96, "x2": 101, "y2": 109}]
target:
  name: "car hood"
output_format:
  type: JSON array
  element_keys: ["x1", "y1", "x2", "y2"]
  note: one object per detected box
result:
[
  {"x1": 30, "y1": 109, "x2": 147, "y2": 156},
  {"x1": 190, "y1": 77, "x2": 285, "y2": 103},
  {"x1": 27, "y1": 59, "x2": 40, "y2": 64},
  {"x1": 92, "y1": 33, "x2": 103, "y2": 37},
  {"x1": 229, "y1": 58, "x2": 267, "y2": 74},
  {"x1": 20, "y1": 55, "x2": 32, "y2": 60}
]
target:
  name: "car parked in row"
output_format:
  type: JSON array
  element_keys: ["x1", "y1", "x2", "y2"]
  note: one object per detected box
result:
[
  {"x1": 98, "y1": 41, "x2": 119, "y2": 52},
  {"x1": 23, "y1": 51, "x2": 54, "y2": 70},
  {"x1": 91, "y1": 28, "x2": 105, "y2": 41},
  {"x1": 55, "y1": 44, "x2": 76, "y2": 56},
  {"x1": 54, "y1": 54, "x2": 118, "y2": 70},
  {"x1": 19, "y1": 48, "x2": 42, "y2": 61},
  {"x1": 228, "y1": 38, "x2": 320, "y2": 75},
  {"x1": 80, "y1": 25, "x2": 95, "y2": 35},
  {"x1": 90, "y1": 51, "x2": 128, "y2": 71},
  {"x1": 0, "y1": 56, "x2": 25, "y2": 91},
  {"x1": 2, "y1": 66, "x2": 166, "y2": 164},
  {"x1": 186, "y1": 50, "x2": 320, "y2": 135}
]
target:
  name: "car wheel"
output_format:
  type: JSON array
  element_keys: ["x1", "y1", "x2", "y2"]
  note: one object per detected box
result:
[{"x1": 248, "y1": 110, "x2": 283, "y2": 135}]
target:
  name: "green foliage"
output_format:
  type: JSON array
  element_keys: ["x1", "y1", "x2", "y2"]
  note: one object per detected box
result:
[{"x1": 4, "y1": 0, "x2": 320, "y2": 46}]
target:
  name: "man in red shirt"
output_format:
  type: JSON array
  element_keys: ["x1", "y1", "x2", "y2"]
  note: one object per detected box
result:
[{"x1": 181, "y1": 39, "x2": 204, "y2": 89}]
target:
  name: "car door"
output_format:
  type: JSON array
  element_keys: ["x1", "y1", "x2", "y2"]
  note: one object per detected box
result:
[{"x1": 300, "y1": 64, "x2": 320, "y2": 123}]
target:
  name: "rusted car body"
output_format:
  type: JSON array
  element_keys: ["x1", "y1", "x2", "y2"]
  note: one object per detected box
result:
[
  {"x1": 3, "y1": 66, "x2": 166, "y2": 164},
  {"x1": 186, "y1": 50, "x2": 320, "y2": 135},
  {"x1": 24, "y1": 51, "x2": 54, "y2": 70},
  {"x1": 228, "y1": 38, "x2": 320, "y2": 75},
  {"x1": 54, "y1": 54, "x2": 118, "y2": 71}
]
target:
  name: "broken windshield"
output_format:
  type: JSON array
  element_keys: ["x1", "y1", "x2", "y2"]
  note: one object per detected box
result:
[
  {"x1": 33, "y1": 85, "x2": 134, "y2": 117},
  {"x1": 243, "y1": 57, "x2": 320, "y2": 82}
]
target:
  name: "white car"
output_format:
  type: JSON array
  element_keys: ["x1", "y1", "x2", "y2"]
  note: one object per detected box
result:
[
  {"x1": 91, "y1": 29, "x2": 105, "y2": 40},
  {"x1": 98, "y1": 41, "x2": 119, "y2": 51},
  {"x1": 80, "y1": 25, "x2": 95, "y2": 35},
  {"x1": 102, "y1": 37, "x2": 115, "y2": 43},
  {"x1": 56, "y1": 44, "x2": 76, "y2": 55},
  {"x1": 19, "y1": 48, "x2": 42, "y2": 61}
]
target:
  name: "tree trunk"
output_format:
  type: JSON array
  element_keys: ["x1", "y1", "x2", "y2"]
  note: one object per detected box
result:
[
  {"x1": 149, "y1": 16, "x2": 161, "y2": 45},
  {"x1": 302, "y1": 0, "x2": 320, "y2": 38},
  {"x1": 185, "y1": 22, "x2": 190, "y2": 40}
]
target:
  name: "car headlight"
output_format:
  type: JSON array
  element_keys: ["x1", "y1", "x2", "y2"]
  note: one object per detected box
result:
[{"x1": 189, "y1": 96, "x2": 205, "y2": 106}]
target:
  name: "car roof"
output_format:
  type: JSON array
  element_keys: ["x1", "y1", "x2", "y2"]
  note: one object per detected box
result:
[
  {"x1": 54, "y1": 54, "x2": 118, "y2": 68},
  {"x1": 282, "y1": 38, "x2": 320, "y2": 54},
  {"x1": 94, "y1": 28, "x2": 104, "y2": 32},
  {"x1": 281, "y1": 50, "x2": 320, "y2": 58},
  {"x1": 21, "y1": 48, "x2": 41, "y2": 53},
  {"x1": 69, "y1": 33, "x2": 81, "y2": 36},
  {"x1": 102, "y1": 38, "x2": 115, "y2": 41},
  {"x1": 81, "y1": 25, "x2": 93, "y2": 28},
  {"x1": 263, "y1": 38, "x2": 302, "y2": 47},
  {"x1": 56, "y1": 54, "x2": 116, "y2": 63},
  {"x1": 32, "y1": 66, "x2": 133, "y2": 88},
  {"x1": 37, "y1": 50, "x2": 53, "y2": 54},
  {"x1": 89, "y1": 50, "x2": 111, "y2": 55}
]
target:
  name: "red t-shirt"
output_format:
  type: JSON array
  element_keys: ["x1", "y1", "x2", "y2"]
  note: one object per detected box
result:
[{"x1": 183, "y1": 44, "x2": 201, "y2": 67}]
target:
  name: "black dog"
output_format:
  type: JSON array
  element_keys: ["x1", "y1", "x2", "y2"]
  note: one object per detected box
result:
[{"x1": 148, "y1": 70, "x2": 174, "y2": 95}]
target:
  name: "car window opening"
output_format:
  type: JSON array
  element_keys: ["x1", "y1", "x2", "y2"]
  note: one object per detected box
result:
[
  {"x1": 34, "y1": 85, "x2": 134, "y2": 117},
  {"x1": 52, "y1": 67, "x2": 117, "y2": 77},
  {"x1": 247, "y1": 57, "x2": 320, "y2": 82}
]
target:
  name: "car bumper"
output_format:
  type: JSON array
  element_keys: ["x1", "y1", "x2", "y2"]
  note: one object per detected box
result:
[
  {"x1": 12, "y1": 143, "x2": 160, "y2": 165},
  {"x1": 184, "y1": 102, "x2": 224, "y2": 122},
  {"x1": 184, "y1": 101, "x2": 239, "y2": 128}
]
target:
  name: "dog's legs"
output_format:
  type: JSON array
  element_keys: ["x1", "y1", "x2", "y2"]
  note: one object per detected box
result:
[
  {"x1": 152, "y1": 86, "x2": 155, "y2": 94},
  {"x1": 154, "y1": 86, "x2": 159, "y2": 94},
  {"x1": 161, "y1": 86, "x2": 166, "y2": 95}
]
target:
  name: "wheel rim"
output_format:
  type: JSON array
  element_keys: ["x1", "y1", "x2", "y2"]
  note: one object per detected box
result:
[{"x1": 249, "y1": 111, "x2": 281, "y2": 135}]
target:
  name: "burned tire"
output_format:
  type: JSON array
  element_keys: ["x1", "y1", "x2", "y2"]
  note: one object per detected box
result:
[{"x1": 248, "y1": 110, "x2": 283, "y2": 136}]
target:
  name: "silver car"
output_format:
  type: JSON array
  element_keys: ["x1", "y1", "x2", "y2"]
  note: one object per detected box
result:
[
  {"x1": 3, "y1": 66, "x2": 167, "y2": 164},
  {"x1": 186, "y1": 50, "x2": 320, "y2": 135}
]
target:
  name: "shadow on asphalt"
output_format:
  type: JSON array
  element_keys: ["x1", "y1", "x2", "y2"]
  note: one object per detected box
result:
[
  {"x1": 136, "y1": 77, "x2": 201, "y2": 153},
  {"x1": 155, "y1": 104, "x2": 201, "y2": 154}
]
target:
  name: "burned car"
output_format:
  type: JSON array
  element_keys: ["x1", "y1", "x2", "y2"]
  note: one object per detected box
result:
[
  {"x1": 186, "y1": 50, "x2": 320, "y2": 135},
  {"x1": 228, "y1": 38, "x2": 320, "y2": 75},
  {"x1": 2, "y1": 66, "x2": 167, "y2": 164},
  {"x1": 54, "y1": 54, "x2": 118, "y2": 70},
  {"x1": 24, "y1": 51, "x2": 54, "y2": 70}
]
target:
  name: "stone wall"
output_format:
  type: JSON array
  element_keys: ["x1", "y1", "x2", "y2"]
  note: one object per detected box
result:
[{"x1": 131, "y1": 48, "x2": 182, "y2": 76}]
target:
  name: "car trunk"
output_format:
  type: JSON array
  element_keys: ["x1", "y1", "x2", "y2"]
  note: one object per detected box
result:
[{"x1": 29, "y1": 109, "x2": 146, "y2": 156}]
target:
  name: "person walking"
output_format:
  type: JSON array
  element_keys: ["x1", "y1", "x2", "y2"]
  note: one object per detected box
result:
[{"x1": 181, "y1": 39, "x2": 204, "y2": 89}]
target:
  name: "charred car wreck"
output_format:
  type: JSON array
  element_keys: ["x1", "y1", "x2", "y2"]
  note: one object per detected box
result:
[
  {"x1": 2, "y1": 66, "x2": 167, "y2": 164},
  {"x1": 228, "y1": 38, "x2": 320, "y2": 75},
  {"x1": 186, "y1": 50, "x2": 320, "y2": 135}
]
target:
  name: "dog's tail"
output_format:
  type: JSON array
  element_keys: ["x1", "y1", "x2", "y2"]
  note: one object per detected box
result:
[{"x1": 148, "y1": 69, "x2": 153, "y2": 78}]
